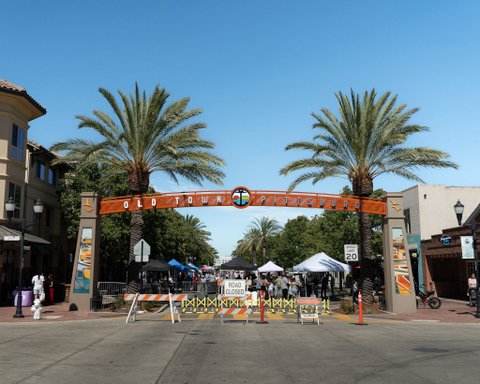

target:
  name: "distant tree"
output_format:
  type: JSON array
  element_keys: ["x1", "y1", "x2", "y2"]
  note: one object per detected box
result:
[
  {"x1": 280, "y1": 89, "x2": 458, "y2": 302},
  {"x1": 144, "y1": 210, "x2": 217, "y2": 266},
  {"x1": 236, "y1": 227, "x2": 262, "y2": 266},
  {"x1": 249, "y1": 217, "x2": 282, "y2": 265}
]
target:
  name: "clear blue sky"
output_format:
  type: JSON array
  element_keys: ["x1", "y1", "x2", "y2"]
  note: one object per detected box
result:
[{"x1": 3, "y1": 1, "x2": 479, "y2": 260}]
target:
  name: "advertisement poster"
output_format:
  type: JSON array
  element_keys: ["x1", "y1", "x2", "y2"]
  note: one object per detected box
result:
[
  {"x1": 392, "y1": 227, "x2": 412, "y2": 294},
  {"x1": 73, "y1": 227, "x2": 92, "y2": 293},
  {"x1": 461, "y1": 236, "x2": 474, "y2": 259}
]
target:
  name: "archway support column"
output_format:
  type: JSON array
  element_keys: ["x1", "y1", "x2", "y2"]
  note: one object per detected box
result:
[
  {"x1": 382, "y1": 192, "x2": 416, "y2": 313},
  {"x1": 69, "y1": 192, "x2": 101, "y2": 311}
]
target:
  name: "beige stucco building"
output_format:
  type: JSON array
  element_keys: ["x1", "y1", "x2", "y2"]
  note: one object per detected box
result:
[
  {"x1": 0, "y1": 79, "x2": 71, "y2": 304},
  {"x1": 402, "y1": 184, "x2": 480, "y2": 297},
  {"x1": 402, "y1": 184, "x2": 480, "y2": 240}
]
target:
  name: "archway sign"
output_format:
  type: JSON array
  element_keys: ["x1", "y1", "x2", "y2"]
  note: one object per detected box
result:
[{"x1": 69, "y1": 187, "x2": 416, "y2": 315}]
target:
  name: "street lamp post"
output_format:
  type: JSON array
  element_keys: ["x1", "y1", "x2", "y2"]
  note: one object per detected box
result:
[
  {"x1": 454, "y1": 199, "x2": 480, "y2": 318},
  {"x1": 5, "y1": 197, "x2": 44, "y2": 318}
]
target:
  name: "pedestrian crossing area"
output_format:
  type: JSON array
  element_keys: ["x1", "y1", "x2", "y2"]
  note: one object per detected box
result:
[{"x1": 130, "y1": 311, "x2": 400, "y2": 323}]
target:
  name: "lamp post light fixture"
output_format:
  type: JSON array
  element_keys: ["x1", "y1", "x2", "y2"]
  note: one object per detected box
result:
[
  {"x1": 454, "y1": 199, "x2": 480, "y2": 318},
  {"x1": 5, "y1": 197, "x2": 44, "y2": 318}
]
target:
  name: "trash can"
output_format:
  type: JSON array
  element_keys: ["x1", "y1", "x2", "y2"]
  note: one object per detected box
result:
[
  {"x1": 13, "y1": 290, "x2": 33, "y2": 307},
  {"x1": 90, "y1": 296, "x2": 102, "y2": 311},
  {"x1": 49, "y1": 287, "x2": 55, "y2": 305}
]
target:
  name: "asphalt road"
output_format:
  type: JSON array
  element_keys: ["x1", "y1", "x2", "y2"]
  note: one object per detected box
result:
[{"x1": 1, "y1": 316, "x2": 479, "y2": 384}]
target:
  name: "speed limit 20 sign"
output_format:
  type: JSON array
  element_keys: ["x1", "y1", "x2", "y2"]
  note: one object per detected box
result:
[{"x1": 344, "y1": 244, "x2": 359, "y2": 262}]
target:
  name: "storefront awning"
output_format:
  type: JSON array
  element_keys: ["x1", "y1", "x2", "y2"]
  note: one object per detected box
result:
[{"x1": 0, "y1": 225, "x2": 51, "y2": 245}]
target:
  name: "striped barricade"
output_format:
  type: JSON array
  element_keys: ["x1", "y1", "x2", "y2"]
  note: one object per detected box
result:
[
  {"x1": 217, "y1": 294, "x2": 255, "y2": 324},
  {"x1": 296, "y1": 297, "x2": 321, "y2": 325},
  {"x1": 124, "y1": 293, "x2": 187, "y2": 323}
]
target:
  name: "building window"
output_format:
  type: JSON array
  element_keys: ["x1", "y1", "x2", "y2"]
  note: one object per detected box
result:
[
  {"x1": 8, "y1": 182, "x2": 21, "y2": 219},
  {"x1": 48, "y1": 168, "x2": 56, "y2": 185},
  {"x1": 10, "y1": 124, "x2": 25, "y2": 162},
  {"x1": 404, "y1": 208, "x2": 411, "y2": 234},
  {"x1": 36, "y1": 161, "x2": 46, "y2": 181}
]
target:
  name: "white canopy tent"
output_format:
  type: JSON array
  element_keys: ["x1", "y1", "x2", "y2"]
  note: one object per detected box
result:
[
  {"x1": 293, "y1": 252, "x2": 351, "y2": 273},
  {"x1": 257, "y1": 261, "x2": 284, "y2": 273}
]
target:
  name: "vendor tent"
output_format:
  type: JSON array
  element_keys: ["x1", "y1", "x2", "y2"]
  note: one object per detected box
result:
[
  {"x1": 168, "y1": 259, "x2": 188, "y2": 271},
  {"x1": 293, "y1": 252, "x2": 351, "y2": 273},
  {"x1": 220, "y1": 256, "x2": 256, "y2": 270},
  {"x1": 258, "y1": 261, "x2": 284, "y2": 273},
  {"x1": 141, "y1": 258, "x2": 170, "y2": 272},
  {"x1": 187, "y1": 262, "x2": 200, "y2": 271}
]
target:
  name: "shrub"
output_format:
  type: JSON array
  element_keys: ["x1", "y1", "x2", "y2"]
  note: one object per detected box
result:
[
  {"x1": 340, "y1": 298, "x2": 354, "y2": 314},
  {"x1": 110, "y1": 296, "x2": 125, "y2": 312}
]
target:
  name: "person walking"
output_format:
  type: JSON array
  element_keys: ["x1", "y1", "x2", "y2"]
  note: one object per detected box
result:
[
  {"x1": 31, "y1": 272, "x2": 45, "y2": 301},
  {"x1": 352, "y1": 279, "x2": 359, "y2": 304},
  {"x1": 468, "y1": 273, "x2": 477, "y2": 306},
  {"x1": 329, "y1": 274, "x2": 336, "y2": 298},
  {"x1": 274, "y1": 275, "x2": 283, "y2": 299},
  {"x1": 288, "y1": 277, "x2": 299, "y2": 299},
  {"x1": 321, "y1": 273, "x2": 330, "y2": 300}
]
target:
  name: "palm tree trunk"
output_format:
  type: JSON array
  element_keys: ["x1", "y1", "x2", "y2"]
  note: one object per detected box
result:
[
  {"x1": 127, "y1": 173, "x2": 149, "y2": 283},
  {"x1": 353, "y1": 176, "x2": 375, "y2": 305},
  {"x1": 127, "y1": 210, "x2": 143, "y2": 283},
  {"x1": 262, "y1": 247, "x2": 266, "y2": 265},
  {"x1": 359, "y1": 211, "x2": 375, "y2": 304}
]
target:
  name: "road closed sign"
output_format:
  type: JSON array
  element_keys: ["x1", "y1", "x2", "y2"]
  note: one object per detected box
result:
[
  {"x1": 344, "y1": 244, "x2": 359, "y2": 262},
  {"x1": 223, "y1": 279, "x2": 246, "y2": 297}
]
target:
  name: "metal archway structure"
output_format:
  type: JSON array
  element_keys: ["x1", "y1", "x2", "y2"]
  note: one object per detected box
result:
[
  {"x1": 69, "y1": 186, "x2": 415, "y2": 314},
  {"x1": 98, "y1": 187, "x2": 387, "y2": 215}
]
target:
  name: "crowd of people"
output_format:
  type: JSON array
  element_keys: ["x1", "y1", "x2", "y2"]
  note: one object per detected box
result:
[{"x1": 131, "y1": 268, "x2": 368, "y2": 302}]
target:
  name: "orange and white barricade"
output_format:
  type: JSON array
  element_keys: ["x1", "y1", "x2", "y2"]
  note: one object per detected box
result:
[
  {"x1": 217, "y1": 306, "x2": 253, "y2": 323},
  {"x1": 124, "y1": 293, "x2": 188, "y2": 324},
  {"x1": 296, "y1": 297, "x2": 321, "y2": 325},
  {"x1": 217, "y1": 293, "x2": 255, "y2": 324}
]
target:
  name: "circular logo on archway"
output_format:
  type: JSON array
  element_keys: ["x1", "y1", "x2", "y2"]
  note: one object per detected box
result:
[{"x1": 231, "y1": 186, "x2": 251, "y2": 209}]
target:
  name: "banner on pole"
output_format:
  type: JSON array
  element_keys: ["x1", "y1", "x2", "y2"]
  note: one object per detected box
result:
[{"x1": 461, "y1": 236, "x2": 474, "y2": 259}]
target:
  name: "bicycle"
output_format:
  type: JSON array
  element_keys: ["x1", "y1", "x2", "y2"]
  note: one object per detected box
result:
[{"x1": 415, "y1": 289, "x2": 441, "y2": 309}]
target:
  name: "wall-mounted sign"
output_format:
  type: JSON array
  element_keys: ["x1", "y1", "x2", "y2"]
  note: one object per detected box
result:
[
  {"x1": 73, "y1": 227, "x2": 93, "y2": 293},
  {"x1": 3, "y1": 236, "x2": 20, "y2": 241},
  {"x1": 440, "y1": 234, "x2": 452, "y2": 245},
  {"x1": 392, "y1": 227, "x2": 412, "y2": 294}
]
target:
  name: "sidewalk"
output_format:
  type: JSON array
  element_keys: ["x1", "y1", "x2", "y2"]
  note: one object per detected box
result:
[
  {"x1": 370, "y1": 298, "x2": 480, "y2": 323},
  {"x1": 0, "y1": 302, "x2": 126, "y2": 323},
  {"x1": 1, "y1": 298, "x2": 479, "y2": 324}
]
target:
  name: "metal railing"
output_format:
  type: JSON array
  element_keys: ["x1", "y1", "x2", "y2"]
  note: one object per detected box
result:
[{"x1": 97, "y1": 282, "x2": 127, "y2": 295}]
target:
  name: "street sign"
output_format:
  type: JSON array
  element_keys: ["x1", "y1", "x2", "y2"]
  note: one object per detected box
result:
[
  {"x1": 23, "y1": 245, "x2": 31, "y2": 251},
  {"x1": 344, "y1": 244, "x2": 359, "y2": 262},
  {"x1": 223, "y1": 279, "x2": 246, "y2": 297},
  {"x1": 3, "y1": 236, "x2": 20, "y2": 241},
  {"x1": 134, "y1": 239, "x2": 150, "y2": 263}
]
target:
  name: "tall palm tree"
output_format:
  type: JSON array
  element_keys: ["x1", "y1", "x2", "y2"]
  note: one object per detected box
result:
[
  {"x1": 250, "y1": 217, "x2": 282, "y2": 265},
  {"x1": 52, "y1": 83, "x2": 225, "y2": 279},
  {"x1": 181, "y1": 214, "x2": 214, "y2": 265},
  {"x1": 280, "y1": 89, "x2": 457, "y2": 302},
  {"x1": 238, "y1": 227, "x2": 262, "y2": 266},
  {"x1": 182, "y1": 214, "x2": 211, "y2": 241}
]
